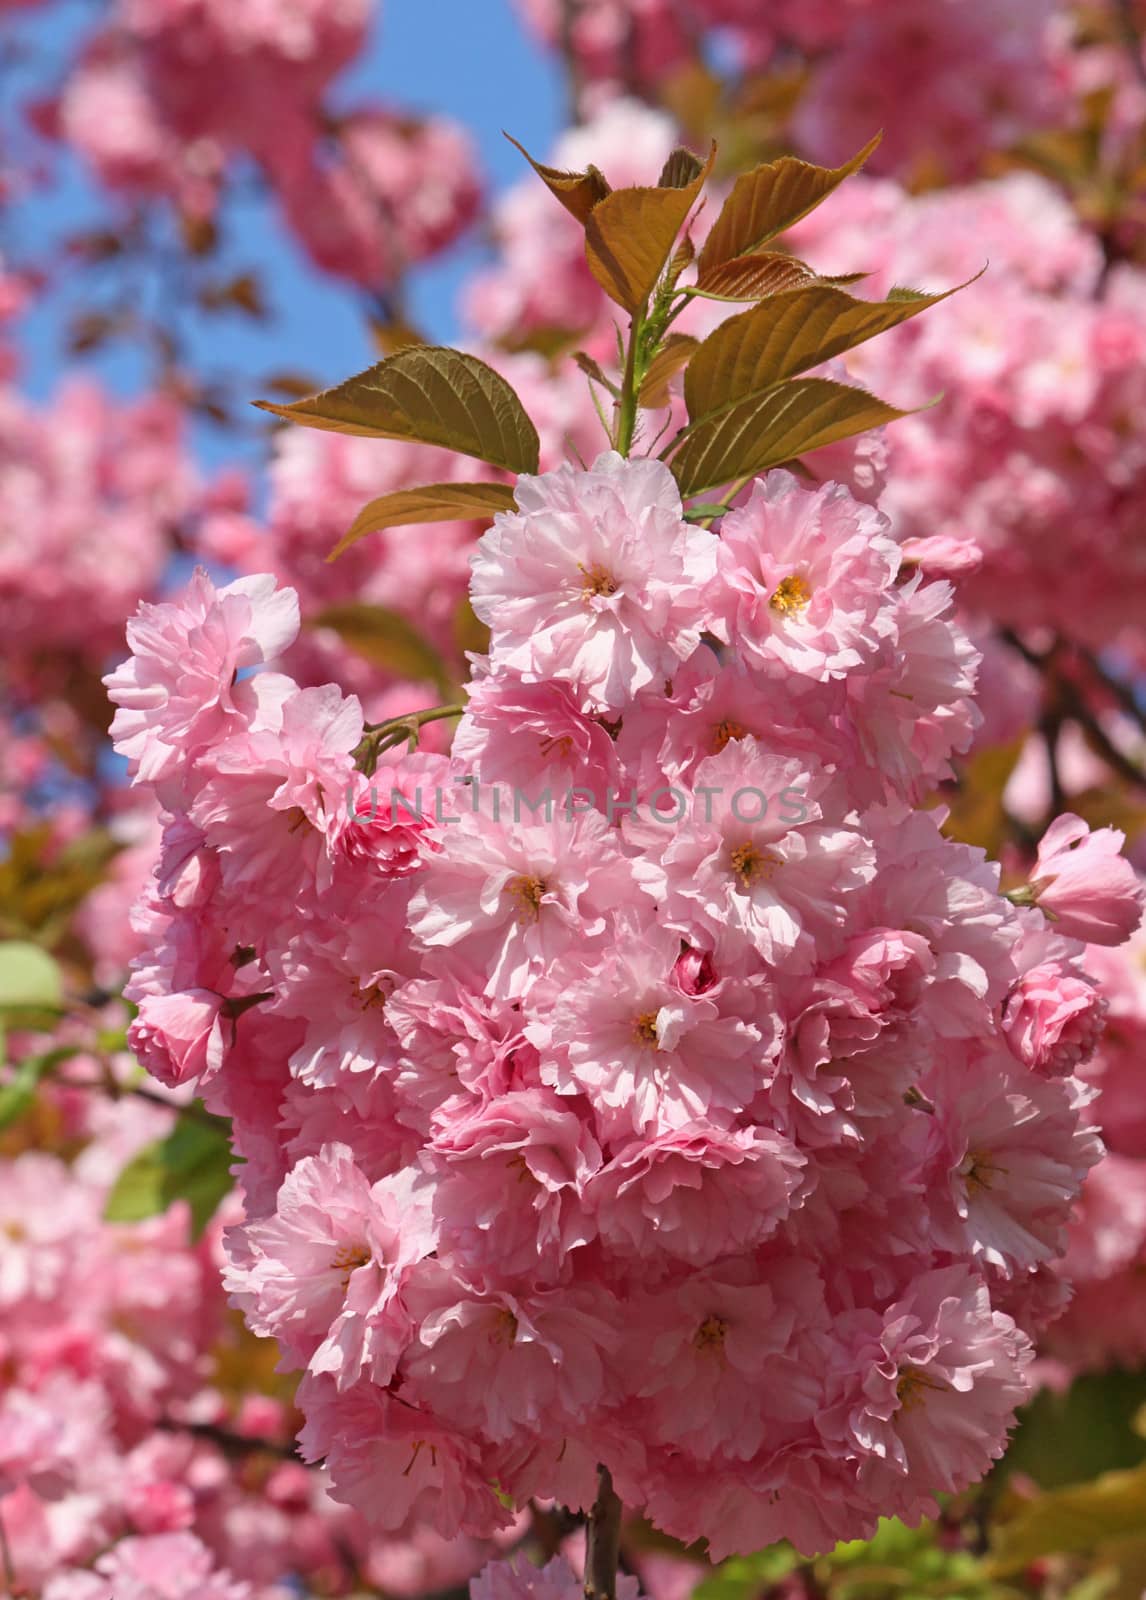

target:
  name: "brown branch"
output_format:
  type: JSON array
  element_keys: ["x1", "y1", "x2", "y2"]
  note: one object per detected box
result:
[
  {"x1": 584, "y1": 1465, "x2": 623, "y2": 1600},
  {"x1": 1000, "y1": 629, "x2": 1146, "y2": 794},
  {"x1": 560, "y1": 0, "x2": 587, "y2": 126},
  {"x1": 1079, "y1": 647, "x2": 1146, "y2": 736},
  {"x1": 1115, "y1": 0, "x2": 1146, "y2": 88}
]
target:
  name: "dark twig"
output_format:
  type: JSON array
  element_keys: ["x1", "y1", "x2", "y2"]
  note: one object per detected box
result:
[
  {"x1": 1080, "y1": 647, "x2": 1146, "y2": 735},
  {"x1": 560, "y1": 0, "x2": 587, "y2": 125},
  {"x1": 1115, "y1": 0, "x2": 1146, "y2": 88},
  {"x1": 1000, "y1": 629, "x2": 1146, "y2": 793},
  {"x1": 584, "y1": 1465, "x2": 623, "y2": 1600}
]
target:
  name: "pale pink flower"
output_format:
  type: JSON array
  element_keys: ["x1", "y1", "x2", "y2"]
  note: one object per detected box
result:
[
  {"x1": 1027, "y1": 813, "x2": 1145, "y2": 945},
  {"x1": 472, "y1": 1555, "x2": 642, "y2": 1600},
  {"x1": 632, "y1": 739, "x2": 874, "y2": 969},
  {"x1": 920, "y1": 1056, "x2": 1103, "y2": 1274},
  {"x1": 1002, "y1": 927, "x2": 1108, "y2": 1076},
  {"x1": 191, "y1": 682, "x2": 361, "y2": 900},
  {"x1": 624, "y1": 1261, "x2": 822, "y2": 1460},
  {"x1": 92, "y1": 1532, "x2": 251, "y2": 1600},
  {"x1": 404, "y1": 1272, "x2": 618, "y2": 1441},
  {"x1": 104, "y1": 570, "x2": 299, "y2": 794},
  {"x1": 425, "y1": 1089, "x2": 600, "y2": 1280},
  {"x1": 127, "y1": 988, "x2": 226, "y2": 1090},
  {"x1": 707, "y1": 472, "x2": 900, "y2": 682},
  {"x1": 224, "y1": 1144, "x2": 435, "y2": 1385},
  {"x1": 408, "y1": 805, "x2": 635, "y2": 1000},
  {"x1": 819, "y1": 1267, "x2": 1033, "y2": 1518},
  {"x1": 298, "y1": 1375, "x2": 514, "y2": 1538},
  {"x1": 527, "y1": 921, "x2": 772, "y2": 1134},
  {"x1": 470, "y1": 452, "x2": 716, "y2": 711},
  {"x1": 588, "y1": 1123, "x2": 805, "y2": 1265}
]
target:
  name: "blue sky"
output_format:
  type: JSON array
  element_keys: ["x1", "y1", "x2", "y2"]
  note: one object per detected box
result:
[{"x1": 10, "y1": 0, "x2": 564, "y2": 466}]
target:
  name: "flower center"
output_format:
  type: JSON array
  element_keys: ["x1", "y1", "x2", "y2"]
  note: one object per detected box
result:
[
  {"x1": 331, "y1": 1241, "x2": 371, "y2": 1287},
  {"x1": 896, "y1": 1365, "x2": 946, "y2": 1412},
  {"x1": 633, "y1": 1010, "x2": 660, "y2": 1047},
  {"x1": 712, "y1": 718, "x2": 748, "y2": 753},
  {"x1": 769, "y1": 573, "x2": 812, "y2": 616},
  {"x1": 506, "y1": 874, "x2": 547, "y2": 922},
  {"x1": 693, "y1": 1314, "x2": 728, "y2": 1353},
  {"x1": 580, "y1": 563, "x2": 618, "y2": 601},
  {"x1": 492, "y1": 1308, "x2": 518, "y2": 1346},
  {"x1": 286, "y1": 805, "x2": 312, "y2": 835},
  {"x1": 357, "y1": 980, "x2": 387, "y2": 1012},
  {"x1": 728, "y1": 841, "x2": 780, "y2": 887},
  {"x1": 959, "y1": 1149, "x2": 1005, "y2": 1194}
]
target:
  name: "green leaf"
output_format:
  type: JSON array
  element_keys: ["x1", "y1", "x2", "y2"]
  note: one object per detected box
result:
[
  {"x1": 684, "y1": 281, "x2": 966, "y2": 422},
  {"x1": 311, "y1": 603, "x2": 450, "y2": 690},
  {"x1": 685, "y1": 252, "x2": 817, "y2": 303},
  {"x1": 1001, "y1": 1369, "x2": 1146, "y2": 1491},
  {"x1": 504, "y1": 132, "x2": 611, "y2": 223},
  {"x1": 328, "y1": 481, "x2": 517, "y2": 561},
  {"x1": 0, "y1": 1046, "x2": 74, "y2": 1131},
  {"x1": 988, "y1": 1464, "x2": 1146, "y2": 1572},
  {"x1": 669, "y1": 376, "x2": 910, "y2": 498},
  {"x1": 0, "y1": 940, "x2": 62, "y2": 1021},
  {"x1": 585, "y1": 145, "x2": 715, "y2": 312},
  {"x1": 693, "y1": 1544, "x2": 800, "y2": 1600},
  {"x1": 698, "y1": 134, "x2": 881, "y2": 272},
  {"x1": 254, "y1": 347, "x2": 541, "y2": 475},
  {"x1": 105, "y1": 1108, "x2": 234, "y2": 1239}
]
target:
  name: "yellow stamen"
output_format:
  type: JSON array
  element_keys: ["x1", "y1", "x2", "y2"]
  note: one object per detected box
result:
[
  {"x1": 896, "y1": 1365, "x2": 946, "y2": 1412},
  {"x1": 506, "y1": 874, "x2": 547, "y2": 922},
  {"x1": 580, "y1": 563, "x2": 618, "y2": 601},
  {"x1": 492, "y1": 1308, "x2": 518, "y2": 1346},
  {"x1": 712, "y1": 718, "x2": 748, "y2": 753},
  {"x1": 769, "y1": 573, "x2": 812, "y2": 616},
  {"x1": 633, "y1": 1011, "x2": 659, "y2": 1047},
  {"x1": 693, "y1": 1314, "x2": 728, "y2": 1353},
  {"x1": 729, "y1": 841, "x2": 780, "y2": 887},
  {"x1": 358, "y1": 982, "x2": 387, "y2": 1012},
  {"x1": 960, "y1": 1150, "x2": 1006, "y2": 1194},
  {"x1": 331, "y1": 1241, "x2": 371, "y2": 1288}
]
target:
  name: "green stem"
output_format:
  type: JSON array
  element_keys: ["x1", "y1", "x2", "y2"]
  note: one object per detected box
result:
[
  {"x1": 355, "y1": 703, "x2": 465, "y2": 775},
  {"x1": 614, "y1": 312, "x2": 644, "y2": 458},
  {"x1": 361, "y1": 703, "x2": 465, "y2": 737}
]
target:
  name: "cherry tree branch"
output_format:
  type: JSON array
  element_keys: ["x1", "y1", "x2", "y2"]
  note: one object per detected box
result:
[{"x1": 584, "y1": 1465, "x2": 623, "y2": 1600}]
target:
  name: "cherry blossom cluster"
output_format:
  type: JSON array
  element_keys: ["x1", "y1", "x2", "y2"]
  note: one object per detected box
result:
[
  {"x1": 0, "y1": 1017, "x2": 516, "y2": 1598},
  {"x1": 0, "y1": 378, "x2": 201, "y2": 685},
  {"x1": 789, "y1": 172, "x2": 1146, "y2": 651},
  {"x1": 470, "y1": 106, "x2": 1146, "y2": 658},
  {"x1": 107, "y1": 444, "x2": 1142, "y2": 1557},
  {"x1": 515, "y1": 0, "x2": 1069, "y2": 178},
  {"x1": 20, "y1": 0, "x2": 480, "y2": 290}
]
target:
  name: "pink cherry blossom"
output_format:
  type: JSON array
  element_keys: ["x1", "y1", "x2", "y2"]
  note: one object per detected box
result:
[
  {"x1": 1027, "y1": 813, "x2": 1146, "y2": 945},
  {"x1": 471, "y1": 452, "x2": 717, "y2": 712},
  {"x1": 707, "y1": 472, "x2": 900, "y2": 683},
  {"x1": 104, "y1": 570, "x2": 299, "y2": 796}
]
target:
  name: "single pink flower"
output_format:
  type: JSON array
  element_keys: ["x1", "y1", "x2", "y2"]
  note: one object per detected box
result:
[{"x1": 1027, "y1": 814, "x2": 1144, "y2": 945}]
